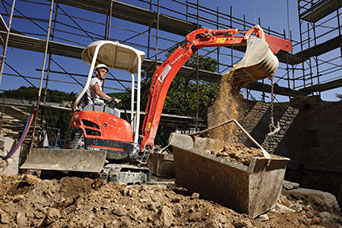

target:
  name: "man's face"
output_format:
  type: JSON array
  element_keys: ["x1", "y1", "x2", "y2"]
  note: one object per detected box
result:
[{"x1": 96, "y1": 68, "x2": 108, "y2": 80}]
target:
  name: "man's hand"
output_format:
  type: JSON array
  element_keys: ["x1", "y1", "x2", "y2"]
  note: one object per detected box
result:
[{"x1": 114, "y1": 98, "x2": 121, "y2": 103}]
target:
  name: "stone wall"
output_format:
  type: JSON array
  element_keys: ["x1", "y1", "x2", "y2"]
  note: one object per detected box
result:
[
  {"x1": 207, "y1": 96, "x2": 342, "y2": 207},
  {"x1": 274, "y1": 97, "x2": 342, "y2": 208}
]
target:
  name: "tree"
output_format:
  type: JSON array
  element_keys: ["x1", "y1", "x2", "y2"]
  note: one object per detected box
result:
[{"x1": 138, "y1": 43, "x2": 219, "y2": 146}]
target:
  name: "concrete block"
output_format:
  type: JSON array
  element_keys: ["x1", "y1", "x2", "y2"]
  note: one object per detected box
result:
[{"x1": 0, "y1": 136, "x2": 24, "y2": 176}]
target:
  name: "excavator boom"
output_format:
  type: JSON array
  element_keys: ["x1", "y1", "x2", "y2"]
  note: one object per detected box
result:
[{"x1": 140, "y1": 25, "x2": 292, "y2": 152}]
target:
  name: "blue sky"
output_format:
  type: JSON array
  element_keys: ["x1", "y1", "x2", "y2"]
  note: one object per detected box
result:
[{"x1": 0, "y1": 0, "x2": 341, "y2": 101}]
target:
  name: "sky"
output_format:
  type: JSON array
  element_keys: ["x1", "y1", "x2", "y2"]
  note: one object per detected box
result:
[{"x1": 0, "y1": 0, "x2": 341, "y2": 102}]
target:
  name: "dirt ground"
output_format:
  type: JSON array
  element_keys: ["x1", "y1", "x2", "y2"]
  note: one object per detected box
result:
[{"x1": 0, "y1": 174, "x2": 341, "y2": 227}]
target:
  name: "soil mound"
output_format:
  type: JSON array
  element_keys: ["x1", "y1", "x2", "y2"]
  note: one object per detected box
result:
[{"x1": 0, "y1": 174, "x2": 341, "y2": 227}]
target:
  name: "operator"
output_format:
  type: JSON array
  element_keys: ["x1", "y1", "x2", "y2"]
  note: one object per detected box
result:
[{"x1": 86, "y1": 63, "x2": 120, "y2": 105}]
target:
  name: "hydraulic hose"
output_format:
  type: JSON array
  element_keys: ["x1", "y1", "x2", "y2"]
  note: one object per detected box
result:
[{"x1": 1, "y1": 112, "x2": 34, "y2": 160}]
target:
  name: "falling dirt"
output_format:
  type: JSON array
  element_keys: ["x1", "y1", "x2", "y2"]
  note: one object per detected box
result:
[
  {"x1": 0, "y1": 174, "x2": 341, "y2": 227},
  {"x1": 209, "y1": 68, "x2": 245, "y2": 144},
  {"x1": 206, "y1": 67, "x2": 264, "y2": 166}
]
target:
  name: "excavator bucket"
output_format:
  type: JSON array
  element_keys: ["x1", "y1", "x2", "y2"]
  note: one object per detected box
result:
[
  {"x1": 233, "y1": 36, "x2": 279, "y2": 87},
  {"x1": 20, "y1": 148, "x2": 107, "y2": 173}
]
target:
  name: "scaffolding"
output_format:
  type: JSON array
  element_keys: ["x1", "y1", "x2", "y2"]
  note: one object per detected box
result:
[
  {"x1": 1, "y1": 0, "x2": 342, "y2": 144},
  {"x1": 295, "y1": 0, "x2": 342, "y2": 93}
]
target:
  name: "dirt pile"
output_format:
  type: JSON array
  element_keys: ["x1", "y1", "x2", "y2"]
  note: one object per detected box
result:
[
  {"x1": 204, "y1": 143, "x2": 264, "y2": 166},
  {"x1": 0, "y1": 174, "x2": 341, "y2": 227}
]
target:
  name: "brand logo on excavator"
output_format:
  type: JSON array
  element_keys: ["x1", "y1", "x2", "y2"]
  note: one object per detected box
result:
[
  {"x1": 171, "y1": 54, "x2": 183, "y2": 65},
  {"x1": 216, "y1": 38, "x2": 226, "y2": 43},
  {"x1": 159, "y1": 64, "x2": 172, "y2": 83}
]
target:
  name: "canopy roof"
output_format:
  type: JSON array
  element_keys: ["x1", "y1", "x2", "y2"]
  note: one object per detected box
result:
[{"x1": 81, "y1": 40, "x2": 145, "y2": 74}]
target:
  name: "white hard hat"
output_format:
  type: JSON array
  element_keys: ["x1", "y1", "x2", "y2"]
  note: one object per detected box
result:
[{"x1": 94, "y1": 63, "x2": 110, "y2": 72}]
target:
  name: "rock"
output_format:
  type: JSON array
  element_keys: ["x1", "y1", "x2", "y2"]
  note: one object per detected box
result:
[
  {"x1": 305, "y1": 211, "x2": 314, "y2": 219},
  {"x1": 279, "y1": 195, "x2": 294, "y2": 208},
  {"x1": 139, "y1": 198, "x2": 148, "y2": 203},
  {"x1": 0, "y1": 212, "x2": 11, "y2": 224},
  {"x1": 120, "y1": 188, "x2": 129, "y2": 196},
  {"x1": 258, "y1": 214, "x2": 269, "y2": 222},
  {"x1": 173, "y1": 203, "x2": 182, "y2": 217},
  {"x1": 16, "y1": 212, "x2": 27, "y2": 227},
  {"x1": 147, "y1": 202, "x2": 157, "y2": 211},
  {"x1": 312, "y1": 216, "x2": 320, "y2": 224},
  {"x1": 304, "y1": 204, "x2": 313, "y2": 211},
  {"x1": 12, "y1": 194, "x2": 25, "y2": 202},
  {"x1": 47, "y1": 208, "x2": 60, "y2": 223},
  {"x1": 232, "y1": 220, "x2": 253, "y2": 228},
  {"x1": 191, "y1": 192, "x2": 200, "y2": 200},
  {"x1": 275, "y1": 203, "x2": 296, "y2": 213},
  {"x1": 24, "y1": 174, "x2": 41, "y2": 185},
  {"x1": 157, "y1": 206, "x2": 173, "y2": 227},
  {"x1": 127, "y1": 189, "x2": 135, "y2": 197},
  {"x1": 285, "y1": 188, "x2": 341, "y2": 213},
  {"x1": 44, "y1": 190, "x2": 54, "y2": 199},
  {"x1": 204, "y1": 215, "x2": 234, "y2": 228},
  {"x1": 113, "y1": 207, "x2": 126, "y2": 216},
  {"x1": 34, "y1": 211, "x2": 45, "y2": 219},
  {"x1": 171, "y1": 196, "x2": 181, "y2": 203},
  {"x1": 188, "y1": 212, "x2": 202, "y2": 222},
  {"x1": 319, "y1": 211, "x2": 342, "y2": 224},
  {"x1": 283, "y1": 180, "x2": 299, "y2": 190},
  {"x1": 129, "y1": 206, "x2": 142, "y2": 221},
  {"x1": 119, "y1": 217, "x2": 131, "y2": 227}
]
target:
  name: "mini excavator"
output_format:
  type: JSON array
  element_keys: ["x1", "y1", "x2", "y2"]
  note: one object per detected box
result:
[{"x1": 21, "y1": 25, "x2": 292, "y2": 184}]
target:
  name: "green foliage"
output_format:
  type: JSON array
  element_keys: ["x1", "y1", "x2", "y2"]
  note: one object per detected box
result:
[{"x1": 1, "y1": 86, "x2": 76, "y2": 103}]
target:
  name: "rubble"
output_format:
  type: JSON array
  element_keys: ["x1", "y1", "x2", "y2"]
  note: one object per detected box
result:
[{"x1": 0, "y1": 174, "x2": 340, "y2": 227}]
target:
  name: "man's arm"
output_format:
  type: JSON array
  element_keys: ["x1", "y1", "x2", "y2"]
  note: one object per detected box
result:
[
  {"x1": 93, "y1": 83, "x2": 120, "y2": 103},
  {"x1": 93, "y1": 83, "x2": 111, "y2": 100}
]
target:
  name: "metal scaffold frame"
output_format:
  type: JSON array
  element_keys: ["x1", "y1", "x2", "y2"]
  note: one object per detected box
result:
[{"x1": 295, "y1": 0, "x2": 342, "y2": 94}]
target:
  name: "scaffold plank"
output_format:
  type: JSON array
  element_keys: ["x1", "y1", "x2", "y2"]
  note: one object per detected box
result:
[
  {"x1": 295, "y1": 35, "x2": 342, "y2": 58},
  {"x1": 0, "y1": 31, "x2": 303, "y2": 97},
  {"x1": 300, "y1": 0, "x2": 342, "y2": 22},
  {"x1": 0, "y1": 31, "x2": 83, "y2": 59},
  {"x1": 299, "y1": 78, "x2": 342, "y2": 93},
  {"x1": 54, "y1": 0, "x2": 199, "y2": 36}
]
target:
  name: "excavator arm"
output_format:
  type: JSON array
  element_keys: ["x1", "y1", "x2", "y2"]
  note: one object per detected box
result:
[{"x1": 140, "y1": 25, "x2": 292, "y2": 152}]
